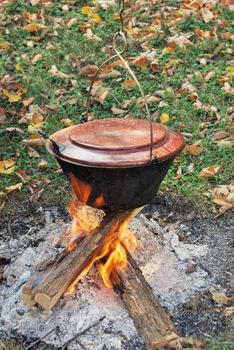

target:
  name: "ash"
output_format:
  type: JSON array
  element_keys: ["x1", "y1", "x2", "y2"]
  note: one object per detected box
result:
[{"x1": 0, "y1": 199, "x2": 233, "y2": 349}]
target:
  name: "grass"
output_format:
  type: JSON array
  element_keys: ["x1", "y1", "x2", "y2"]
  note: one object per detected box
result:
[{"x1": 0, "y1": 0, "x2": 233, "y2": 213}]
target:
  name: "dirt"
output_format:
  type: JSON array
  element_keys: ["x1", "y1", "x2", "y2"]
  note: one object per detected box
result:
[{"x1": 0, "y1": 194, "x2": 233, "y2": 349}]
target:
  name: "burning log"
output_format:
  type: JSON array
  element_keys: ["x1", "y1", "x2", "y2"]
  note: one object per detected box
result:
[
  {"x1": 22, "y1": 209, "x2": 140, "y2": 310},
  {"x1": 117, "y1": 251, "x2": 179, "y2": 350},
  {"x1": 22, "y1": 207, "x2": 179, "y2": 349}
]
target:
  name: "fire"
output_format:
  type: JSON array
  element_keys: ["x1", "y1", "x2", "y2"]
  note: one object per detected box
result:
[
  {"x1": 98, "y1": 229, "x2": 137, "y2": 288},
  {"x1": 69, "y1": 173, "x2": 105, "y2": 209},
  {"x1": 69, "y1": 173, "x2": 92, "y2": 204},
  {"x1": 64, "y1": 174, "x2": 138, "y2": 293}
]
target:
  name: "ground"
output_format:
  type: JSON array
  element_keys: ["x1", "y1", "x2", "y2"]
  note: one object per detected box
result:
[
  {"x1": 0, "y1": 0, "x2": 233, "y2": 213},
  {"x1": 0, "y1": 0, "x2": 233, "y2": 349}
]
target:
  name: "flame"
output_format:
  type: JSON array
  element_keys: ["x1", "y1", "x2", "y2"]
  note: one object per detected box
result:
[
  {"x1": 66, "y1": 213, "x2": 137, "y2": 294},
  {"x1": 69, "y1": 173, "x2": 92, "y2": 204},
  {"x1": 68, "y1": 173, "x2": 105, "y2": 209},
  {"x1": 94, "y1": 193, "x2": 105, "y2": 207},
  {"x1": 62, "y1": 174, "x2": 137, "y2": 293}
]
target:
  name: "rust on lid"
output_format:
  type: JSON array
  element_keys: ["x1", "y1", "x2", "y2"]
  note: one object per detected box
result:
[{"x1": 47, "y1": 118, "x2": 185, "y2": 168}]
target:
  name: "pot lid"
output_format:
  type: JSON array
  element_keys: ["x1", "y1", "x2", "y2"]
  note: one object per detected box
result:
[{"x1": 46, "y1": 118, "x2": 185, "y2": 167}]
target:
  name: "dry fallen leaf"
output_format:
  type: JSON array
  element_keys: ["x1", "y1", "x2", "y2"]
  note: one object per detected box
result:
[
  {"x1": 79, "y1": 64, "x2": 99, "y2": 79},
  {"x1": 209, "y1": 184, "x2": 234, "y2": 216},
  {"x1": 67, "y1": 17, "x2": 77, "y2": 28},
  {"x1": 23, "y1": 23, "x2": 46, "y2": 32},
  {"x1": 49, "y1": 65, "x2": 69, "y2": 79},
  {"x1": 137, "y1": 95, "x2": 160, "y2": 107},
  {"x1": 199, "y1": 165, "x2": 222, "y2": 179},
  {"x1": 23, "y1": 96, "x2": 35, "y2": 107},
  {"x1": 27, "y1": 146, "x2": 40, "y2": 158},
  {"x1": 4, "y1": 183, "x2": 23, "y2": 193},
  {"x1": 96, "y1": 0, "x2": 116, "y2": 9},
  {"x1": 31, "y1": 53, "x2": 42, "y2": 64},
  {"x1": 0, "y1": 158, "x2": 16, "y2": 175},
  {"x1": 210, "y1": 288, "x2": 234, "y2": 304},
  {"x1": 15, "y1": 169, "x2": 31, "y2": 182},
  {"x1": 62, "y1": 118, "x2": 75, "y2": 127},
  {"x1": 22, "y1": 137, "x2": 45, "y2": 147},
  {"x1": 2, "y1": 89, "x2": 21, "y2": 103},
  {"x1": 133, "y1": 57, "x2": 148, "y2": 68},
  {"x1": 216, "y1": 140, "x2": 233, "y2": 147},
  {"x1": 94, "y1": 87, "x2": 111, "y2": 104},
  {"x1": 111, "y1": 106, "x2": 128, "y2": 115},
  {"x1": 168, "y1": 34, "x2": 193, "y2": 48},
  {"x1": 84, "y1": 29, "x2": 102, "y2": 43},
  {"x1": 213, "y1": 131, "x2": 229, "y2": 140},
  {"x1": 185, "y1": 143, "x2": 202, "y2": 156},
  {"x1": 201, "y1": 7, "x2": 215, "y2": 23},
  {"x1": 38, "y1": 160, "x2": 48, "y2": 169},
  {"x1": 122, "y1": 79, "x2": 136, "y2": 91}
]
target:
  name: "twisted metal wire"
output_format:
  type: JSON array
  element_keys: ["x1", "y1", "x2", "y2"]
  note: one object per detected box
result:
[{"x1": 85, "y1": 1, "x2": 154, "y2": 162}]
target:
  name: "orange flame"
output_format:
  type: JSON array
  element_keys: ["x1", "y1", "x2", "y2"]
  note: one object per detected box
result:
[
  {"x1": 69, "y1": 173, "x2": 92, "y2": 204},
  {"x1": 66, "y1": 214, "x2": 137, "y2": 294},
  {"x1": 63, "y1": 174, "x2": 137, "y2": 293},
  {"x1": 69, "y1": 173, "x2": 105, "y2": 209}
]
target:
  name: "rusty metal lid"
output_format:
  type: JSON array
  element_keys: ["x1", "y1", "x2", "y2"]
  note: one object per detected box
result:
[{"x1": 46, "y1": 118, "x2": 185, "y2": 167}]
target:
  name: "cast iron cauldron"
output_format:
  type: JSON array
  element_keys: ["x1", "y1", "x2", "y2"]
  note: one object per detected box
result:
[{"x1": 46, "y1": 118, "x2": 185, "y2": 212}]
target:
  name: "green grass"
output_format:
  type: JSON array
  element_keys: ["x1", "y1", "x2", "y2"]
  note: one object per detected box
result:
[{"x1": 0, "y1": 0, "x2": 233, "y2": 212}]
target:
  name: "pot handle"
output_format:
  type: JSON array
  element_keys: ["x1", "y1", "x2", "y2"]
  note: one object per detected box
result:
[{"x1": 86, "y1": 30, "x2": 154, "y2": 162}]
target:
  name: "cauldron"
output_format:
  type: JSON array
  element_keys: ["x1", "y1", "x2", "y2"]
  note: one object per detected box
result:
[{"x1": 46, "y1": 118, "x2": 185, "y2": 212}]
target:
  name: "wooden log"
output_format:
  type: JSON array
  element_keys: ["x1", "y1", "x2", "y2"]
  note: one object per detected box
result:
[
  {"x1": 117, "y1": 251, "x2": 180, "y2": 350},
  {"x1": 22, "y1": 208, "x2": 141, "y2": 310}
]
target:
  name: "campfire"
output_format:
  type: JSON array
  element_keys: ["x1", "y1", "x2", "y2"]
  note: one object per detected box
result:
[
  {"x1": 22, "y1": 4, "x2": 185, "y2": 347},
  {"x1": 22, "y1": 177, "x2": 180, "y2": 349}
]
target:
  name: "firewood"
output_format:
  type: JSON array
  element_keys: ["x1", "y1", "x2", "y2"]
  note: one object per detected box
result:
[
  {"x1": 22, "y1": 208, "x2": 141, "y2": 310},
  {"x1": 117, "y1": 251, "x2": 180, "y2": 350}
]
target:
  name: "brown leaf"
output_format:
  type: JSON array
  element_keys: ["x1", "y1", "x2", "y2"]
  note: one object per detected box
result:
[
  {"x1": 122, "y1": 79, "x2": 136, "y2": 91},
  {"x1": 133, "y1": 57, "x2": 148, "y2": 68},
  {"x1": 213, "y1": 131, "x2": 229, "y2": 140},
  {"x1": 99, "y1": 69, "x2": 121, "y2": 79},
  {"x1": 151, "y1": 61, "x2": 159, "y2": 73},
  {"x1": 185, "y1": 143, "x2": 201, "y2": 156},
  {"x1": 23, "y1": 23, "x2": 46, "y2": 32},
  {"x1": 198, "y1": 165, "x2": 222, "y2": 179},
  {"x1": 15, "y1": 169, "x2": 31, "y2": 182},
  {"x1": 210, "y1": 184, "x2": 234, "y2": 216},
  {"x1": 94, "y1": 87, "x2": 111, "y2": 104},
  {"x1": 201, "y1": 8, "x2": 215, "y2": 23},
  {"x1": 78, "y1": 64, "x2": 99, "y2": 79},
  {"x1": 31, "y1": 53, "x2": 42, "y2": 64},
  {"x1": 111, "y1": 106, "x2": 128, "y2": 115},
  {"x1": 216, "y1": 140, "x2": 233, "y2": 147},
  {"x1": 4, "y1": 183, "x2": 23, "y2": 193},
  {"x1": 23, "y1": 96, "x2": 35, "y2": 107},
  {"x1": 49, "y1": 65, "x2": 69, "y2": 79},
  {"x1": 22, "y1": 136, "x2": 45, "y2": 147},
  {"x1": 84, "y1": 29, "x2": 102, "y2": 43},
  {"x1": 210, "y1": 288, "x2": 234, "y2": 304},
  {"x1": 204, "y1": 71, "x2": 215, "y2": 81},
  {"x1": 67, "y1": 17, "x2": 77, "y2": 28},
  {"x1": 27, "y1": 146, "x2": 40, "y2": 158}
]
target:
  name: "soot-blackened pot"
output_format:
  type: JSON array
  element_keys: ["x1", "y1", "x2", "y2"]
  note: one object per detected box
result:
[{"x1": 46, "y1": 118, "x2": 185, "y2": 212}]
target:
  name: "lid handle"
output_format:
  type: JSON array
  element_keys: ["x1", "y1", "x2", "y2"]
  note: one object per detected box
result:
[{"x1": 86, "y1": 30, "x2": 154, "y2": 162}]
